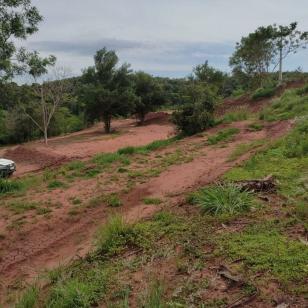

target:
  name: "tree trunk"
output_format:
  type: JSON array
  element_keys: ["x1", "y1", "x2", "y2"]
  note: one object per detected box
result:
[
  {"x1": 278, "y1": 42, "x2": 283, "y2": 84},
  {"x1": 43, "y1": 127, "x2": 48, "y2": 145},
  {"x1": 104, "y1": 116, "x2": 111, "y2": 133}
]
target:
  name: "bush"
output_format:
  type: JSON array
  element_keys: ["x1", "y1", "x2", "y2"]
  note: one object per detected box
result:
[
  {"x1": 251, "y1": 86, "x2": 276, "y2": 100},
  {"x1": 188, "y1": 182, "x2": 255, "y2": 215}
]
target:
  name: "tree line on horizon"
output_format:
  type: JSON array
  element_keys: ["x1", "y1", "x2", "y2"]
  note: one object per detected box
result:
[{"x1": 0, "y1": 1, "x2": 307, "y2": 144}]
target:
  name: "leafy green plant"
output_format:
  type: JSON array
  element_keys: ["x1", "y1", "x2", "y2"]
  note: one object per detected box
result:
[
  {"x1": 188, "y1": 183, "x2": 255, "y2": 215},
  {"x1": 207, "y1": 128, "x2": 240, "y2": 145}
]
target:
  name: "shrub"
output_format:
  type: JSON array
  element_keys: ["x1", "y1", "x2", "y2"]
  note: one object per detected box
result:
[
  {"x1": 188, "y1": 183, "x2": 255, "y2": 215},
  {"x1": 0, "y1": 179, "x2": 22, "y2": 194},
  {"x1": 207, "y1": 128, "x2": 240, "y2": 145},
  {"x1": 251, "y1": 85, "x2": 276, "y2": 100},
  {"x1": 296, "y1": 84, "x2": 308, "y2": 96}
]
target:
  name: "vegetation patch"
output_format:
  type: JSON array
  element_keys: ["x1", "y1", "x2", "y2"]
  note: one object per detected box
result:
[
  {"x1": 188, "y1": 183, "x2": 256, "y2": 215},
  {"x1": 221, "y1": 109, "x2": 249, "y2": 123},
  {"x1": 143, "y1": 197, "x2": 162, "y2": 205},
  {"x1": 248, "y1": 122, "x2": 263, "y2": 131},
  {"x1": 228, "y1": 139, "x2": 265, "y2": 161},
  {"x1": 48, "y1": 180, "x2": 66, "y2": 190},
  {"x1": 6, "y1": 201, "x2": 38, "y2": 215},
  {"x1": 218, "y1": 224, "x2": 308, "y2": 287},
  {"x1": 0, "y1": 179, "x2": 22, "y2": 194},
  {"x1": 207, "y1": 128, "x2": 240, "y2": 145},
  {"x1": 251, "y1": 85, "x2": 277, "y2": 100}
]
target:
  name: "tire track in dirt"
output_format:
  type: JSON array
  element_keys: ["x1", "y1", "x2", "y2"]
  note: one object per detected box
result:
[{"x1": 0, "y1": 120, "x2": 292, "y2": 299}]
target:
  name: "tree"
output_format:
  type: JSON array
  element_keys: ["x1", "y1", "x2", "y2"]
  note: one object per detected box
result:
[
  {"x1": 172, "y1": 84, "x2": 216, "y2": 135},
  {"x1": 192, "y1": 61, "x2": 227, "y2": 95},
  {"x1": 0, "y1": 0, "x2": 42, "y2": 81},
  {"x1": 133, "y1": 72, "x2": 164, "y2": 124},
  {"x1": 229, "y1": 26, "x2": 275, "y2": 87},
  {"x1": 21, "y1": 53, "x2": 72, "y2": 144},
  {"x1": 82, "y1": 48, "x2": 136, "y2": 133},
  {"x1": 270, "y1": 22, "x2": 308, "y2": 83}
]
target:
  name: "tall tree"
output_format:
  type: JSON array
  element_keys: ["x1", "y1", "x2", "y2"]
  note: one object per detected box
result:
[
  {"x1": 82, "y1": 48, "x2": 136, "y2": 133},
  {"x1": 270, "y1": 22, "x2": 308, "y2": 83},
  {"x1": 133, "y1": 72, "x2": 164, "y2": 124},
  {"x1": 229, "y1": 26, "x2": 275, "y2": 87},
  {"x1": 0, "y1": 0, "x2": 42, "y2": 81}
]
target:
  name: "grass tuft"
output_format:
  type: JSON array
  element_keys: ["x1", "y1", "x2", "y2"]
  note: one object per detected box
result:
[
  {"x1": 0, "y1": 179, "x2": 22, "y2": 194},
  {"x1": 188, "y1": 182, "x2": 255, "y2": 215},
  {"x1": 207, "y1": 128, "x2": 240, "y2": 145}
]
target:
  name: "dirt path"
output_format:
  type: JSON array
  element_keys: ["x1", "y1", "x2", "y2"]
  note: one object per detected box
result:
[
  {"x1": 0, "y1": 120, "x2": 292, "y2": 301},
  {"x1": 0, "y1": 112, "x2": 174, "y2": 177}
]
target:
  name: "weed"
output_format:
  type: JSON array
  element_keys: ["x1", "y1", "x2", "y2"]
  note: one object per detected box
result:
[
  {"x1": 104, "y1": 193, "x2": 122, "y2": 207},
  {"x1": 188, "y1": 183, "x2": 255, "y2": 215},
  {"x1": 143, "y1": 197, "x2": 162, "y2": 205},
  {"x1": 0, "y1": 179, "x2": 22, "y2": 194},
  {"x1": 139, "y1": 280, "x2": 165, "y2": 308},
  {"x1": 71, "y1": 197, "x2": 82, "y2": 205},
  {"x1": 6, "y1": 201, "x2": 38, "y2": 214},
  {"x1": 248, "y1": 122, "x2": 263, "y2": 131},
  {"x1": 95, "y1": 215, "x2": 136, "y2": 255},
  {"x1": 15, "y1": 286, "x2": 39, "y2": 308},
  {"x1": 36, "y1": 207, "x2": 52, "y2": 215},
  {"x1": 66, "y1": 160, "x2": 86, "y2": 171},
  {"x1": 222, "y1": 109, "x2": 249, "y2": 123},
  {"x1": 48, "y1": 180, "x2": 65, "y2": 190},
  {"x1": 92, "y1": 152, "x2": 130, "y2": 167},
  {"x1": 251, "y1": 85, "x2": 276, "y2": 100},
  {"x1": 207, "y1": 128, "x2": 240, "y2": 145}
]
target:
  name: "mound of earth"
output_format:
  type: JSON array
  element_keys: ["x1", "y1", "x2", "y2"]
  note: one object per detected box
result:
[{"x1": 4, "y1": 146, "x2": 67, "y2": 169}]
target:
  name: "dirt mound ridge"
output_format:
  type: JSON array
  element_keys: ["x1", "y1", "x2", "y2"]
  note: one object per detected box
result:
[{"x1": 4, "y1": 146, "x2": 67, "y2": 169}]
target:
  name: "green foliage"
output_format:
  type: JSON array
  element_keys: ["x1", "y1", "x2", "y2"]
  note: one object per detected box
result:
[
  {"x1": 207, "y1": 128, "x2": 240, "y2": 145},
  {"x1": 104, "y1": 193, "x2": 122, "y2": 207},
  {"x1": 15, "y1": 286, "x2": 39, "y2": 308},
  {"x1": 140, "y1": 280, "x2": 165, "y2": 308},
  {"x1": 248, "y1": 122, "x2": 263, "y2": 131},
  {"x1": 251, "y1": 85, "x2": 277, "y2": 100},
  {"x1": 188, "y1": 183, "x2": 255, "y2": 215},
  {"x1": 92, "y1": 152, "x2": 130, "y2": 166},
  {"x1": 219, "y1": 224, "x2": 308, "y2": 284},
  {"x1": 82, "y1": 48, "x2": 137, "y2": 133},
  {"x1": 0, "y1": 179, "x2": 22, "y2": 194},
  {"x1": 6, "y1": 201, "x2": 38, "y2": 215}
]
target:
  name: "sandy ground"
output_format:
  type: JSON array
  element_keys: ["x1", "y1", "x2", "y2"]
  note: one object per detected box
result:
[{"x1": 0, "y1": 118, "x2": 292, "y2": 301}]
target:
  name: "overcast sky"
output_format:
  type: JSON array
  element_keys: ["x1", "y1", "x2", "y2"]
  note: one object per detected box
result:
[{"x1": 24, "y1": 0, "x2": 308, "y2": 78}]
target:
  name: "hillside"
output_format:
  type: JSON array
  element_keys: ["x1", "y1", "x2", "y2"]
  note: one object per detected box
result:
[{"x1": 0, "y1": 84, "x2": 307, "y2": 307}]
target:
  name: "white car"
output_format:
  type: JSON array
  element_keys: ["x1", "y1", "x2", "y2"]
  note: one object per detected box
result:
[{"x1": 0, "y1": 158, "x2": 16, "y2": 178}]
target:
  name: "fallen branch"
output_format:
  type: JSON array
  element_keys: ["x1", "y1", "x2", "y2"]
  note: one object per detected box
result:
[{"x1": 235, "y1": 175, "x2": 276, "y2": 193}]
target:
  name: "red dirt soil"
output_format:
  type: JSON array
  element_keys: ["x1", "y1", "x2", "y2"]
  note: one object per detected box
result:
[
  {"x1": 0, "y1": 112, "x2": 174, "y2": 176},
  {"x1": 0, "y1": 119, "x2": 292, "y2": 302}
]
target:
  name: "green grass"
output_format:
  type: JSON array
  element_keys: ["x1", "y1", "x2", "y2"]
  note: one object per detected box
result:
[
  {"x1": 228, "y1": 139, "x2": 265, "y2": 162},
  {"x1": 104, "y1": 193, "x2": 122, "y2": 207},
  {"x1": 117, "y1": 136, "x2": 181, "y2": 156},
  {"x1": 6, "y1": 201, "x2": 38, "y2": 215},
  {"x1": 188, "y1": 183, "x2": 255, "y2": 215},
  {"x1": 218, "y1": 223, "x2": 308, "y2": 286},
  {"x1": 143, "y1": 197, "x2": 162, "y2": 205},
  {"x1": 0, "y1": 179, "x2": 22, "y2": 194},
  {"x1": 221, "y1": 109, "x2": 249, "y2": 123},
  {"x1": 15, "y1": 286, "x2": 39, "y2": 308},
  {"x1": 251, "y1": 85, "x2": 277, "y2": 100},
  {"x1": 260, "y1": 87, "x2": 308, "y2": 121},
  {"x1": 92, "y1": 152, "x2": 130, "y2": 167},
  {"x1": 140, "y1": 280, "x2": 165, "y2": 308},
  {"x1": 225, "y1": 123, "x2": 308, "y2": 199},
  {"x1": 48, "y1": 180, "x2": 65, "y2": 190},
  {"x1": 248, "y1": 123, "x2": 263, "y2": 131},
  {"x1": 207, "y1": 128, "x2": 240, "y2": 145}
]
